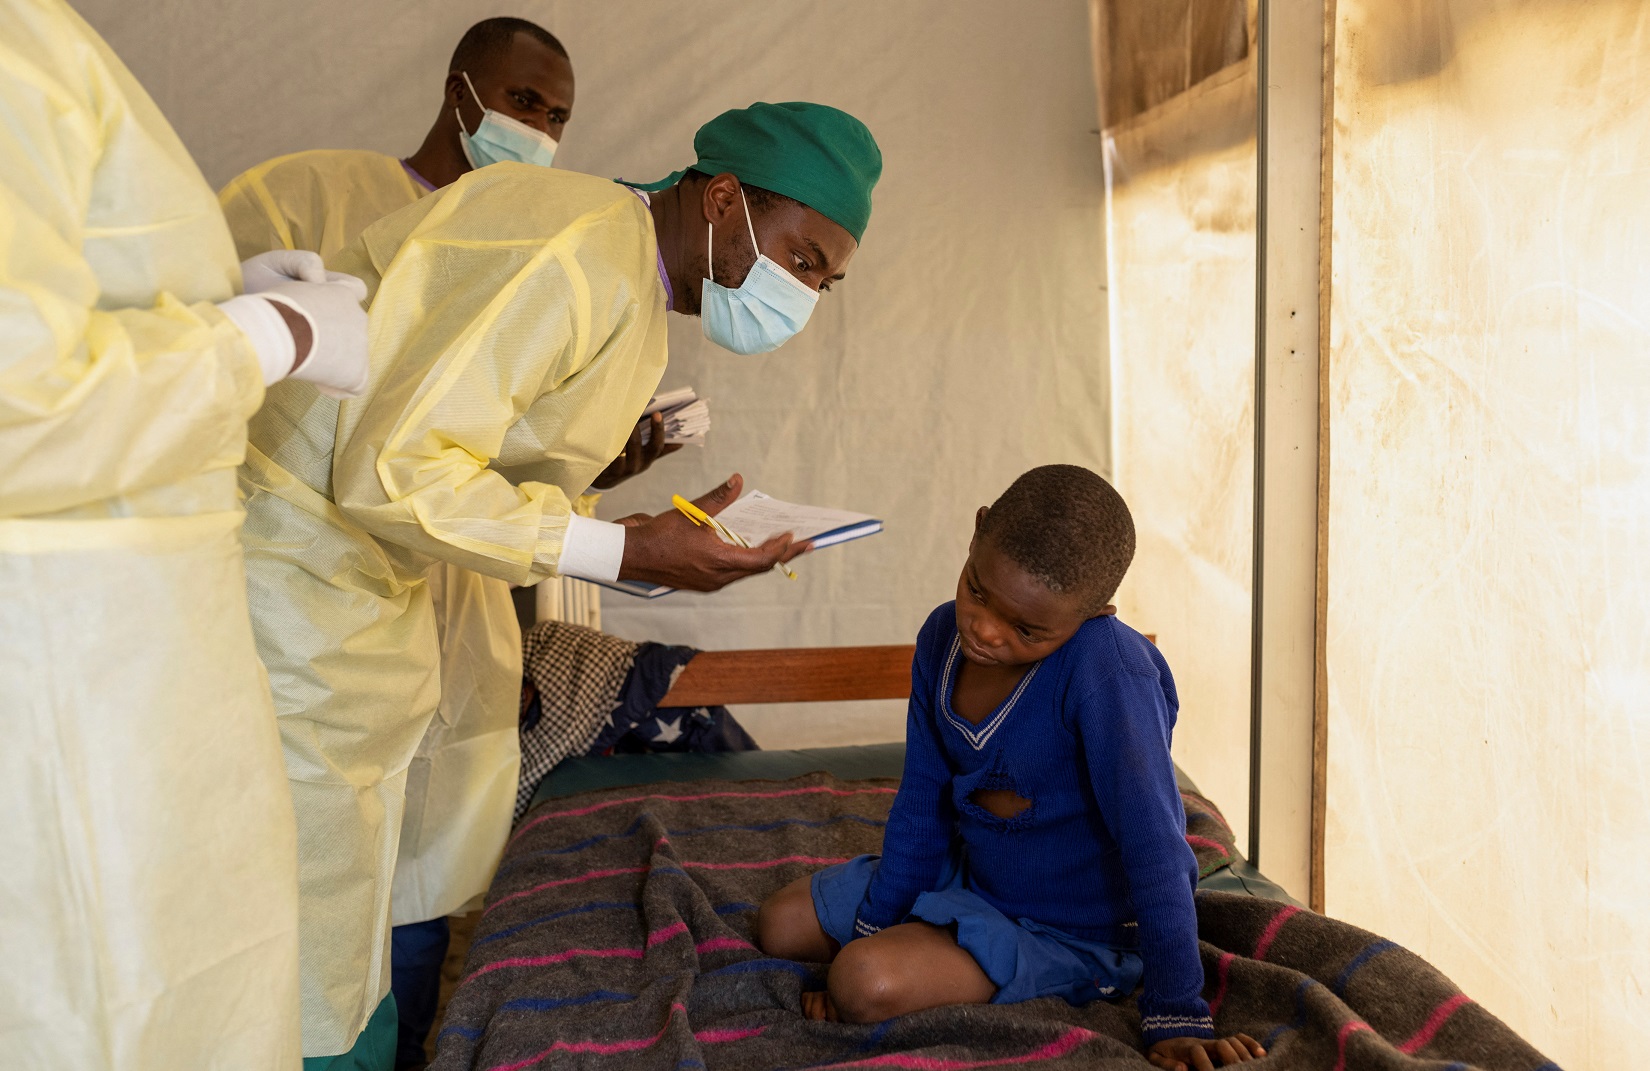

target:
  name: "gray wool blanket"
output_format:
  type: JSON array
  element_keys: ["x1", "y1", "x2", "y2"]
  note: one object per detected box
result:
[{"x1": 432, "y1": 773, "x2": 1558, "y2": 1071}]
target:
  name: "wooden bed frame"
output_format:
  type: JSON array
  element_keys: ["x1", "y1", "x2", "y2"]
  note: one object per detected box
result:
[
  {"x1": 657, "y1": 636, "x2": 1153, "y2": 708},
  {"x1": 657, "y1": 645, "x2": 918, "y2": 707}
]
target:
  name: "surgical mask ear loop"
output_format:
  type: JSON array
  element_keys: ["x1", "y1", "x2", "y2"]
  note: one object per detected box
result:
[
  {"x1": 456, "y1": 70, "x2": 484, "y2": 136},
  {"x1": 737, "y1": 187, "x2": 761, "y2": 257},
  {"x1": 706, "y1": 186, "x2": 762, "y2": 290}
]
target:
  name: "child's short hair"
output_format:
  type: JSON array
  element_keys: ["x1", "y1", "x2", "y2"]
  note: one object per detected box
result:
[{"x1": 977, "y1": 465, "x2": 1135, "y2": 612}]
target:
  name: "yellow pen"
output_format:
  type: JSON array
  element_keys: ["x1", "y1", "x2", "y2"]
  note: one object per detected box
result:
[
  {"x1": 672, "y1": 494, "x2": 797, "y2": 580},
  {"x1": 671, "y1": 493, "x2": 715, "y2": 529}
]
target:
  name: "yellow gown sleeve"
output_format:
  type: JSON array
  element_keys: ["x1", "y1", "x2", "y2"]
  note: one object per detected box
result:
[
  {"x1": 0, "y1": 7, "x2": 264, "y2": 520},
  {"x1": 329, "y1": 167, "x2": 668, "y2": 584},
  {"x1": 218, "y1": 168, "x2": 299, "y2": 259}
]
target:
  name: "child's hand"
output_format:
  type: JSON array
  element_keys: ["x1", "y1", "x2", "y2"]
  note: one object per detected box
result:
[{"x1": 1147, "y1": 1034, "x2": 1265, "y2": 1071}]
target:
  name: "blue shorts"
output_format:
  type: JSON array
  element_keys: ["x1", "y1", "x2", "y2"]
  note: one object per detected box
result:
[{"x1": 810, "y1": 853, "x2": 1143, "y2": 1007}]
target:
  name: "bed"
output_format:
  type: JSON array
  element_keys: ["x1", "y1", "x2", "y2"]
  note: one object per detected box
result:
[{"x1": 429, "y1": 646, "x2": 1558, "y2": 1071}]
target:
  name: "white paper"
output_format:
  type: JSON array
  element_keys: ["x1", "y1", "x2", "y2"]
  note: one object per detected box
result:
[
  {"x1": 597, "y1": 491, "x2": 879, "y2": 599},
  {"x1": 714, "y1": 491, "x2": 879, "y2": 546},
  {"x1": 640, "y1": 388, "x2": 710, "y2": 447},
  {"x1": 643, "y1": 387, "x2": 698, "y2": 416}
]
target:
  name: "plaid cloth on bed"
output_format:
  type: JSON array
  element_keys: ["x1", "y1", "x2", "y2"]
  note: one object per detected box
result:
[{"x1": 516, "y1": 621, "x2": 638, "y2": 821}]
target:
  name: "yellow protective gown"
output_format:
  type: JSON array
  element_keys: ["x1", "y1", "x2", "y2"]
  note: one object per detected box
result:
[
  {"x1": 220, "y1": 149, "x2": 428, "y2": 264},
  {"x1": 239, "y1": 163, "x2": 667, "y2": 1054},
  {"x1": 397, "y1": 561, "x2": 523, "y2": 923},
  {"x1": 0, "y1": 1, "x2": 302, "y2": 1067},
  {"x1": 220, "y1": 149, "x2": 525, "y2": 927}
]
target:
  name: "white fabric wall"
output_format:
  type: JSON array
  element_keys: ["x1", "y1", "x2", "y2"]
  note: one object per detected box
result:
[
  {"x1": 1326, "y1": 1, "x2": 1650, "y2": 1064},
  {"x1": 76, "y1": 0, "x2": 1110, "y2": 749},
  {"x1": 1103, "y1": 65, "x2": 1257, "y2": 844}
]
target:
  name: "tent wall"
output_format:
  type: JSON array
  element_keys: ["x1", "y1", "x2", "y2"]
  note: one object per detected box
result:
[
  {"x1": 75, "y1": 0, "x2": 1112, "y2": 749},
  {"x1": 1099, "y1": 0, "x2": 1650, "y2": 1057},
  {"x1": 1095, "y1": 0, "x2": 1251, "y2": 128},
  {"x1": 1325, "y1": 1, "x2": 1650, "y2": 1063},
  {"x1": 1096, "y1": 7, "x2": 1259, "y2": 846}
]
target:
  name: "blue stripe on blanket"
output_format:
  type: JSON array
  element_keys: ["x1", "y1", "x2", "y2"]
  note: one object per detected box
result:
[
  {"x1": 499, "y1": 990, "x2": 635, "y2": 1014},
  {"x1": 474, "y1": 901, "x2": 636, "y2": 947},
  {"x1": 703, "y1": 958, "x2": 814, "y2": 980},
  {"x1": 1262, "y1": 978, "x2": 1317, "y2": 1051},
  {"x1": 1332, "y1": 939, "x2": 1399, "y2": 997}
]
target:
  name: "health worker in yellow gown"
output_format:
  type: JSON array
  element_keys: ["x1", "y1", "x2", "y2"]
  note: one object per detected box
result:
[
  {"x1": 0, "y1": 1, "x2": 374, "y2": 1068},
  {"x1": 235, "y1": 99, "x2": 881, "y2": 1063},
  {"x1": 218, "y1": 18, "x2": 675, "y2": 1065}
]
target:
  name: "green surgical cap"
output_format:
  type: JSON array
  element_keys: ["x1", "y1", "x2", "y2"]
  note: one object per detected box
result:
[{"x1": 632, "y1": 101, "x2": 882, "y2": 242}]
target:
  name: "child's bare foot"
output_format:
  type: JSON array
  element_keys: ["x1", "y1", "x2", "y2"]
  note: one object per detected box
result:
[{"x1": 801, "y1": 990, "x2": 839, "y2": 1021}]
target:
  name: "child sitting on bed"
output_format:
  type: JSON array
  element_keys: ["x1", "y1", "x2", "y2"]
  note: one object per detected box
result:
[{"x1": 756, "y1": 465, "x2": 1264, "y2": 1071}]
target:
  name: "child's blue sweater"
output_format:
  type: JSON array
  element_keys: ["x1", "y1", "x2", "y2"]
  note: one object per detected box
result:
[{"x1": 857, "y1": 603, "x2": 1213, "y2": 1045}]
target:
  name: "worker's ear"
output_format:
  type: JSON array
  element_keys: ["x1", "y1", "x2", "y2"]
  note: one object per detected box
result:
[
  {"x1": 974, "y1": 506, "x2": 989, "y2": 532},
  {"x1": 701, "y1": 172, "x2": 744, "y2": 227},
  {"x1": 443, "y1": 71, "x2": 468, "y2": 110}
]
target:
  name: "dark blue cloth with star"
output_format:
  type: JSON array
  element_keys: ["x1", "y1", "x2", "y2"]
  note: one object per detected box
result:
[{"x1": 591, "y1": 641, "x2": 758, "y2": 756}]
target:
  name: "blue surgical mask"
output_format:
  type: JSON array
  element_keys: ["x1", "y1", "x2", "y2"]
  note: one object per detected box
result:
[
  {"x1": 700, "y1": 188, "x2": 819, "y2": 355},
  {"x1": 456, "y1": 71, "x2": 558, "y2": 169}
]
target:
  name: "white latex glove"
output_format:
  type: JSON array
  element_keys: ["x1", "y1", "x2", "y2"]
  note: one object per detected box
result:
[
  {"x1": 219, "y1": 272, "x2": 371, "y2": 395},
  {"x1": 262, "y1": 273, "x2": 372, "y2": 398},
  {"x1": 240, "y1": 249, "x2": 329, "y2": 293}
]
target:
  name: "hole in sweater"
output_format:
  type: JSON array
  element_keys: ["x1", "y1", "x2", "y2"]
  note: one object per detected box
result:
[{"x1": 970, "y1": 788, "x2": 1033, "y2": 820}]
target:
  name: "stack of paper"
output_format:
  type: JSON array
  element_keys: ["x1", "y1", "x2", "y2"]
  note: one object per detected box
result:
[
  {"x1": 638, "y1": 387, "x2": 710, "y2": 447},
  {"x1": 593, "y1": 490, "x2": 883, "y2": 599}
]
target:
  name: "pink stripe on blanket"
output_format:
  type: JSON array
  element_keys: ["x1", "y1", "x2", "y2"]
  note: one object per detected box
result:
[
  {"x1": 465, "y1": 928, "x2": 750, "y2": 983},
  {"x1": 1251, "y1": 905, "x2": 1300, "y2": 961},
  {"x1": 685, "y1": 855, "x2": 848, "y2": 871},
  {"x1": 1330, "y1": 1020, "x2": 1373, "y2": 1071},
  {"x1": 1207, "y1": 951, "x2": 1237, "y2": 1016},
  {"x1": 695, "y1": 1025, "x2": 767, "y2": 1043},
  {"x1": 1184, "y1": 834, "x2": 1230, "y2": 853},
  {"x1": 646, "y1": 921, "x2": 688, "y2": 947},
  {"x1": 814, "y1": 1026, "x2": 1097, "y2": 1069},
  {"x1": 483, "y1": 1003, "x2": 762, "y2": 1070},
  {"x1": 463, "y1": 946, "x2": 643, "y2": 984},
  {"x1": 1398, "y1": 993, "x2": 1472, "y2": 1053},
  {"x1": 486, "y1": 855, "x2": 846, "y2": 917},
  {"x1": 484, "y1": 867, "x2": 649, "y2": 914},
  {"x1": 511, "y1": 785, "x2": 898, "y2": 843}
]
